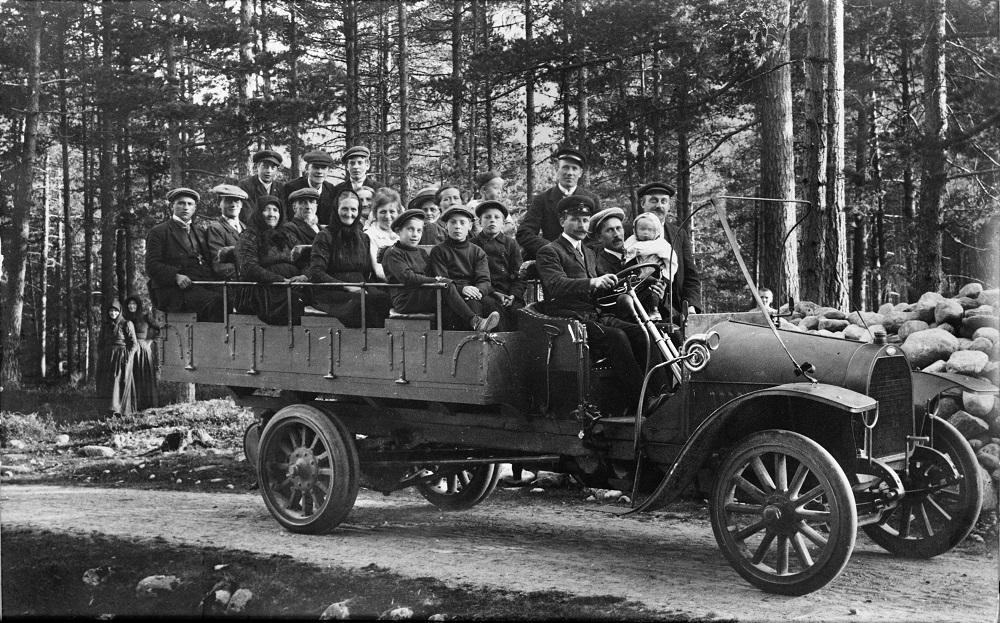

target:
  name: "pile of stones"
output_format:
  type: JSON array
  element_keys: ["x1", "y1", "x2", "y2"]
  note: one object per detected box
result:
[{"x1": 782, "y1": 283, "x2": 999, "y2": 503}]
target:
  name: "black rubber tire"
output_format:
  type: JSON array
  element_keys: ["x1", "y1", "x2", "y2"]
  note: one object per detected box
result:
[
  {"x1": 416, "y1": 463, "x2": 501, "y2": 511},
  {"x1": 257, "y1": 404, "x2": 359, "y2": 534},
  {"x1": 863, "y1": 416, "x2": 983, "y2": 558},
  {"x1": 710, "y1": 430, "x2": 858, "y2": 596}
]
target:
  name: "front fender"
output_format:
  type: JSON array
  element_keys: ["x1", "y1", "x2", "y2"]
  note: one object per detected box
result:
[{"x1": 629, "y1": 383, "x2": 876, "y2": 514}]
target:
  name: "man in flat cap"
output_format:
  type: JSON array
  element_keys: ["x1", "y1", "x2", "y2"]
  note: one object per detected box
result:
[
  {"x1": 282, "y1": 149, "x2": 338, "y2": 226},
  {"x1": 517, "y1": 146, "x2": 600, "y2": 260},
  {"x1": 205, "y1": 184, "x2": 248, "y2": 280},
  {"x1": 331, "y1": 145, "x2": 381, "y2": 198},
  {"x1": 237, "y1": 149, "x2": 286, "y2": 226},
  {"x1": 535, "y1": 196, "x2": 648, "y2": 410},
  {"x1": 589, "y1": 207, "x2": 627, "y2": 277},
  {"x1": 636, "y1": 181, "x2": 702, "y2": 316},
  {"x1": 145, "y1": 188, "x2": 223, "y2": 321}
]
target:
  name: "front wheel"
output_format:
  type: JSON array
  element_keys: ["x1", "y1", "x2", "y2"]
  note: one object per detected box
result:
[
  {"x1": 257, "y1": 404, "x2": 359, "y2": 534},
  {"x1": 863, "y1": 416, "x2": 983, "y2": 558},
  {"x1": 416, "y1": 463, "x2": 501, "y2": 511},
  {"x1": 710, "y1": 430, "x2": 858, "y2": 595}
]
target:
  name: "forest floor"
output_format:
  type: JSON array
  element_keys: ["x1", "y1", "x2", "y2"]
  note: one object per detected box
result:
[{"x1": 1, "y1": 390, "x2": 999, "y2": 620}]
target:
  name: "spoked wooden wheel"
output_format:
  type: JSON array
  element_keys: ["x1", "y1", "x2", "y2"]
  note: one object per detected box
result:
[
  {"x1": 710, "y1": 430, "x2": 857, "y2": 595},
  {"x1": 257, "y1": 404, "x2": 359, "y2": 534},
  {"x1": 863, "y1": 416, "x2": 982, "y2": 558},
  {"x1": 416, "y1": 463, "x2": 501, "y2": 511}
]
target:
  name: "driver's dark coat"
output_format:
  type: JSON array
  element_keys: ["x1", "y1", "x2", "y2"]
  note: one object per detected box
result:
[
  {"x1": 658, "y1": 220, "x2": 702, "y2": 312},
  {"x1": 535, "y1": 236, "x2": 600, "y2": 319}
]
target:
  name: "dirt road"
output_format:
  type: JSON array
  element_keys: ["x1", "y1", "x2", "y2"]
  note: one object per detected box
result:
[{"x1": 2, "y1": 484, "x2": 996, "y2": 621}]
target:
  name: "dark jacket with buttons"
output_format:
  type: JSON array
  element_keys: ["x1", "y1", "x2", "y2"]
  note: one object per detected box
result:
[
  {"x1": 536, "y1": 236, "x2": 600, "y2": 320},
  {"x1": 516, "y1": 185, "x2": 600, "y2": 260},
  {"x1": 472, "y1": 231, "x2": 525, "y2": 301}
]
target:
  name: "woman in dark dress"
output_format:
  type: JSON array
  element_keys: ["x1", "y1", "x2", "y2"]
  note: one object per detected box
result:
[
  {"x1": 95, "y1": 300, "x2": 137, "y2": 416},
  {"x1": 235, "y1": 195, "x2": 309, "y2": 324},
  {"x1": 123, "y1": 295, "x2": 161, "y2": 411},
  {"x1": 308, "y1": 190, "x2": 391, "y2": 327}
]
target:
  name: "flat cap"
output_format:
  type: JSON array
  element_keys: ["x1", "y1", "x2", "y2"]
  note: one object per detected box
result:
[
  {"x1": 166, "y1": 187, "x2": 200, "y2": 203},
  {"x1": 475, "y1": 170, "x2": 503, "y2": 188},
  {"x1": 406, "y1": 186, "x2": 439, "y2": 212},
  {"x1": 637, "y1": 181, "x2": 676, "y2": 198},
  {"x1": 252, "y1": 149, "x2": 283, "y2": 166},
  {"x1": 553, "y1": 147, "x2": 586, "y2": 168},
  {"x1": 302, "y1": 149, "x2": 335, "y2": 166},
  {"x1": 211, "y1": 184, "x2": 249, "y2": 200},
  {"x1": 288, "y1": 187, "x2": 321, "y2": 202},
  {"x1": 391, "y1": 208, "x2": 427, "y2": 232},
  {"x1": 556, "y1": 194, "x2": 595, "y2": 216},
  {"x1": 589, "y1": 207, "x2": 626, "y2": 236},
  {"x1": 256, "y1": 195, "x2": 282, "y2": 210},
  {"x1": 475, "y1": 200, "x2": 508, "y2": 218},
  {"x1": 341, "y1": 145, "x2": 371, "y2": 162},
  {"x1": 439, "y1": 205, "x2": 476, "y2": 223}
]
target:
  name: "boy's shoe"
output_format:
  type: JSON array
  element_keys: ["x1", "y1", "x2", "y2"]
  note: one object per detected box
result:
[{"x1": 471, "y1": 311, "x2": 501, "y2": 332}]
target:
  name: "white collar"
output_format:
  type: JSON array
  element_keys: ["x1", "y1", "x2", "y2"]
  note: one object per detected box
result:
[
  {"x1": 223, "y1": 216, "x2": 243, "y2": 231},
  {"x1": 257, "y1": 176, "x2": 271, "y2": 188},
  {"x1": 171, "y1": 215, "x2": 192, "y2": 229},
  {"x1": 558, "y1": 184, "x2": 576, "y2": 196},
  {"x1": 561, "y1": 233, "x2": 582, "y2": 250}
]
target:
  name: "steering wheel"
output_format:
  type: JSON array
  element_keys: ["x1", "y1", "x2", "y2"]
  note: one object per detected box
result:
[{"x1": 596, "y1": 262, "x2": 662, "y2": 308}]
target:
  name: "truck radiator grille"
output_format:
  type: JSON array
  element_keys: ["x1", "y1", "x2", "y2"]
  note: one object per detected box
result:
[{"x1": 866, "y1": 355, "x2": 912, "y2": 457}]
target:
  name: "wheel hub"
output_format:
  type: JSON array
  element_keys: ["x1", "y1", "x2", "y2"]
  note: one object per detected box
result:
[
  {"x1": 287, "y1": 447, "x2": 318, "y2": 490},
  {"x1": 761, "y1": 494, "x2": 798, "y2": 534}
]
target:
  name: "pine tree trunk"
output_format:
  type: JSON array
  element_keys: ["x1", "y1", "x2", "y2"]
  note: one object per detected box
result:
[
  {"x1": 41, "y1": 152, "x2": 51, "y2": 378},
  {"x1": 99, "y1": 1, "x2": 118, "y2": 306},
  {"x1": 451, "y1": 0, "x2": 465, "y2": 180},
  {"x1": 801, "y1": 0, "x2": 828, "y2": 303},
  {"x1": 398, "y1": 0, "x2": 410, "y2": 200},
  {"x1": 524, "y1": 0, "x2": 535, "y2": 201},
  {"x1": 914, "y1": 0, "x2": 947, "y2": 294},
  {"x1": 1, "y1": 1, "x2": 41, "y2": 388},
  {"x1": 824, "y1": 0, "x2": 848, "y2": 310},
  {"x1": 344, "y1": 0, "x2": 360, "y2": 146},
  {"x1": 238, "y1": 0, "x2": 254, "y2": 173},
  {"x1": 60, "y1": 10, "x2": 76, "y2": 376},
  {"x1": 752, "y1": 0, "x2": 799, "y2": 305},
  {"x1": 288, "y1": 4, "x2": 301, "y2": 178},
  {"x1": 482, "y1": 3, "x2": 493, "y2": 170}
]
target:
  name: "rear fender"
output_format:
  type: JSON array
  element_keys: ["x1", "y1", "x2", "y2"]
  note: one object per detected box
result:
[{"x1": 630, "y1": 383, "x2": 875, "y2": 514}]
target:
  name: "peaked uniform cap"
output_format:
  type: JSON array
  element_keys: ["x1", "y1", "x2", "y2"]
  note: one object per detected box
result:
[
  {"x1": 556, "y1": 194, "x2": 595, "y2": 216},
  {"x1": 391, "y1": 208, "x2": 427, "y2": 231},
  {"x1": 341, "y1": 145, "x2": 371, "y2": 162},
  {"x1": 302, "y1": 150, "x2": 335, "y2": 166},
  {"x1": 637, "y1": 181, "x2": 676, "y2": 197},
  {"x1": 167, "y1": 187, "x2": 200, "y2": 203},
  {"x1": 211, "y1": 184, "x2": 249, "y2": 200},
  {"x1": 589, "y1": 207, "x2": 626, "y2": 236},
  {"x1": 288, "y1": 187, "x2": 321, "y2": 201},
  {"x1": 475, "y1": 200, "x2": 509, "y2": 218},
  {"x1": 252, "y1": 149, "x2": 283, "y2": 166},
  {"x1": 439, "y1": 205, "x2": 476, "y2": 223},
  {"x1": 552, "y1": 147, "x2": 586, "y2": 167}
]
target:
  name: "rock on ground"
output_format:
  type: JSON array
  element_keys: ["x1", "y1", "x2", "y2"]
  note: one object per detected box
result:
[
  {"x1": 949, "y1": 410, "x2": 990, "y2": 440},
  {"x1": 135, "y1": 575, "x2": 179, "y2": 597},
  {"x1": 898, "y1": 320, "x2": 930, "y2": 340},
  {"x1": 227, "y1": 588, "x2": 253, "y2": 613},
  {"x1": 959, "y1": 282, "x2": 984, "y2": 298},
  {"x1": 80, "y1": 445, "x2": 115, "y2": 458},
  {"x1": 935, "y1": 299, "x2": 965, "y2": 325},
  {"x1": 901, "y1": 328, "x2": 959, "y2": 368},
  {"x1": 946, "y1": 350, "x2": 989, "y2": 375},
  {"x1": 974, "y1": 327, "x2": 999, "y2": 345},
  {"x1": 963, "y1": 392, "x2": 997, "y2": 418}
]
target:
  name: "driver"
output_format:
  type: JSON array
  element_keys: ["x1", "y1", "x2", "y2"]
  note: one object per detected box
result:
[{"x1": 536, "y1": 196, "x2": 652, "y2": 410}]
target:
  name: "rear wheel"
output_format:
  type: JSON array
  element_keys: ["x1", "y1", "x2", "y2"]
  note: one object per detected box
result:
[
  {"x1": 257, "y1": 404, "x2": 359, "y2": 534},
  {"x1": 863, "y1": 416, "x2": 983, "y2": 558},
  {"x1": 416, "y1": 463, "x2": 501, "y2": 511},
  {"x1": 710, "y1": 430, "x2": 857, "y2": 596}
]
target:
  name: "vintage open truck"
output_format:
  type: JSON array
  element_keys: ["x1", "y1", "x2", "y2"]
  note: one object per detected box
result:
[{"x1": 157, "y1": 200, "x2": 990, "y2": 595}]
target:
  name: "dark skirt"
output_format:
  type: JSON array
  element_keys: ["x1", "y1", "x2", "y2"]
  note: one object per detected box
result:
[
  {"x1": 130, "y1": 339, "x2": 158, "y2": 411},
  {"x1": 313, "y1": 272, "x2": 391, "y2": 328},
  {"x1": 236, "y1": 263, "x2": 305, "y2": 325},
  {"x1": 96, "y1": 344, "x2": 135, "y2": 415}
]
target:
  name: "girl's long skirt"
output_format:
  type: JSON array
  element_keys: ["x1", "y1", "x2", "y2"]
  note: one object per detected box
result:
[
  {"x1": 130, "y1": 339, "x2": 158, "y2": 411},
  {"x1": 96, "y1": 344, "x2": 135, "y2": 416}
]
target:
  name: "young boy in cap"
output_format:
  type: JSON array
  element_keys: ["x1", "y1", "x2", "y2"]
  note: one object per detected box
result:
[
  {"x1": 282, "y1": 149, "x2": 337, "y2": 225},
  {"x1": 332, "y1": 145, "x2": 381, "y2": 196},
  {"x1": 238, "y1": 149, "x2": 285, "y2": 224},
  {"x1": 428, "y1": 205, "x2": 501, "y2": 327},
  {"x1": 145, "y1": 187, "x2": 224, "y2": 322},
  {"x1": 472, "y1": 200, "x2": 525, "y2": 327},
  {"x1": 205, "y1": 184, "x2": 249, "y2": 279},
  {"x1": 382, "y1": 209, "x2": 500, "y2": 332}
]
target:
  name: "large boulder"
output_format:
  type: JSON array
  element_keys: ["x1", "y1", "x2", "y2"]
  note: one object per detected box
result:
[
  {"x1": 934, "y1": 299, "x2": 965, "y2": 325},
  {"x1": 946, "y1": 350, "x2": 989, "y2": 375},
  {"x1": 843, "y1": 325, "x2": 874, "y2": 342},
  {"x1": 818, "y1": 318, "x2": 850, "y2": 332},
  {"x1": 922, "y1": 359, "x2": 947, "y2": 373},
  {"x1": 958, "y1": 282, "x2": 984, "y2": 299},
  {"x1": 795, "y1": 300, "x2": 821, "y2": 317},
  {"x1": 974, "y1": 327, "x2": 1000, "y2": 345},
  {"x1": 962, "y1": 391, "x2": 996, "y2": 419},
  {"x1": 933, "y1": 322, "x2": 956, "y2": 335},
  {"x1": 962, "y1": 310, "x2": 999, "y2": 339},
  {"x1": 979, "y1": 288, "x2": 1000, "y2": 308},
  {"x1": 898, "y1": 320, "x2": 930, "y2": 341},
  {"x1": 977, "y1": 466, "x2": 997, "y2": 512},
  {"x1": 847, "y1": 311, "x2": 884, "y2": 327},
  {"x1": 949, "y1": 410, "x2": 990, "y2": 439},
  {"x1": 883, "y1": 310, "x2": 918, "y2": 334},
  {"x1": 914, "y1": 292, "x2": 946, "y2": 323},
  {"x1": 821, "y1": 308, "x2": 848, "y2": 320},
  {"x1": 969, "y1": 337, "x2": 998, "y2": 359},
  {"x1": 901, "y1": 328, "x2": 959, "y2": 368},
  {"x1": 877, "y1": 302, "x2": 895, "y2": 316},
  {"x1": 800, "y1": 315, "x2": 820, "y2": 331},
  {"x1": 935, "y1": 394, "x2": 963, "y2": 419},
  {"x1": 957, "y1": 296, "x2": 981, "y2": 310}
]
